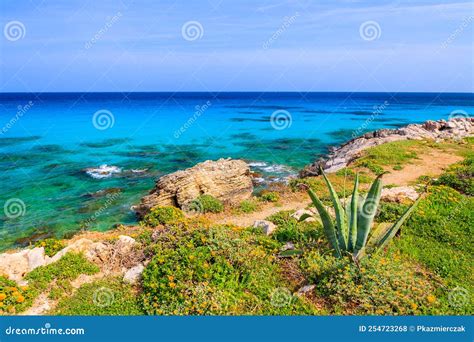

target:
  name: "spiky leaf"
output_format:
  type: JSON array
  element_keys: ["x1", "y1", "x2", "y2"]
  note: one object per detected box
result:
[
  {"x1": 348, "y1": 173, "x2": 359, "y2": 251},
  {"x1": 354, "y1": 173, "x2": 385, "y2": 253},
  {"x1": 374, "y1": 195, "x2": 422, "y2": 251},
  {"x1": 308, "y1": 189, "x2": 341, "y2": 258},
  {"x1": 321, "y1": 169, "x2": 348, "y2": 251}
]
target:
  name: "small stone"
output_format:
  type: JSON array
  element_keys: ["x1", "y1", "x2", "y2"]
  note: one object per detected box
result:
[
  {"x1": 123, "y1": 264, "x2": 145, "y2": 284},
  {"x1": 291, "y1": 209, "x2": 316, "y2": 222},
  {"x1": 297, "y1": 284, "x2": 316, "y2": 295},
  {"x1": 253, "y1": 220, "x2": 276, "y2": 236},
  {"x1": 281, "y1": 242, "x2": 295, "y2": 251}
]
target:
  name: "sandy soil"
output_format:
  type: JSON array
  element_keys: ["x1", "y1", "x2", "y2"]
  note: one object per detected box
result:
[{"x1": 383, "y1": 150, "x2": 462, "y2": 186}]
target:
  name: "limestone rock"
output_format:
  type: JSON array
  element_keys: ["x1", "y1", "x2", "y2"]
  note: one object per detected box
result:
[
  {"x1": 123, "y1": 264, "x2": 145, "y2": 284},
  {"x1": 253, "y1": 220, "x2": 276, "y2": 235},
  {"x1": 49, "y1": 238, "x2": 106, "y2": 264},
  {"x1": 381, "y1": 186, "x2": 420, "y2": 203},
  {"x1": 291, "y1": 209, "x2": 316, "y2": 222},
  {"x1": 116, "y1": 235, "x2": 137, "y2": 252},
  {"x1": 134, "y1": 158, "x2": 253, "y2": 217},
  {"x1": 0, "y1": 247, "x2": 46, "y2": 282},
  {"x1": 301, "y1": 118, "x2": 474, "y2": 177}
]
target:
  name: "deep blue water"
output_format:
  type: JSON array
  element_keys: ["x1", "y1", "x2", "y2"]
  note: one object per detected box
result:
[{"x1": 0, "y1": 92, "x2": 473, "y2": 250}]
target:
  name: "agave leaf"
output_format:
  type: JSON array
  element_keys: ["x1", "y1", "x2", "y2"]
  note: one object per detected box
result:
[
  {"x1": 354, "y1": 173, "x2": 385, "y2": 253},
  {"x1": 348, "y1": 173, "x2": 359, "y2": 251},
  {"x1": 320, "y1": 169, "x2": 348, "y2": 251},
  {"x1": 308, "y1": 189, "x2": 342, "y2": 258},
  {"x1": 374, "y1": 195, "x2": 422, "y2": 251},
  {"x1": 298, "y1": 213, "x2": 313, "y2": 222}
]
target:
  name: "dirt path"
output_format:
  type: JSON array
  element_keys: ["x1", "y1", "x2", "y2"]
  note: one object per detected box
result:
[
  {"x1": 213, "y1": 192, "x2": 309, "y2": 227},
  {"x1": 383, "y1": 149, "x2": 462, "y2": 186},
  {"x1": 214, "y1": 148, "x2": 462, "y2": 227}
]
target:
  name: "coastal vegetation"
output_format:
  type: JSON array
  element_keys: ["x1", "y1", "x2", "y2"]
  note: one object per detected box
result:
[{"x1": 0, "y1": 134, "x2": 472, "y2": 316}]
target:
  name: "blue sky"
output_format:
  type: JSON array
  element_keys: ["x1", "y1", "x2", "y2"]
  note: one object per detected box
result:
[{"x1": 0, "y1": 0, "x2": 473, "y2": 92}]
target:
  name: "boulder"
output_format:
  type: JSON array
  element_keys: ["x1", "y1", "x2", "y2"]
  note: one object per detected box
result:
[
  {"x1": 49, "y1": 238, "x2": 107, "y2": 264},
  {"x1": 381, "y1": 186, "x2": 420, "y2": 203},
  {"x1": 123, "y1": 264, "x2": 145, "y2": 284},
  {"x1": 301, "y1": 118, "x2": 474, "y2": 177},
  {"x1": 253, "y1": 220, "x2": 276, "y2": 236},
  {"x1": 134, "y1": 158, "x2": 253, "y2": 217},
  {"x1": 0, "y1": 247, "x2": 46, "y2": 282}
]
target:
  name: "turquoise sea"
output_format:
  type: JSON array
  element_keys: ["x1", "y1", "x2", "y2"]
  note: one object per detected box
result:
[{"x1": 0, "y1": 92, "x2": 473, "y2": 250}]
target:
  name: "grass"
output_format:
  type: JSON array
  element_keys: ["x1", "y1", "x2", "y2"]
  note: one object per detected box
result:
[
  {"x1": 25, "y1": 252, "x2": 100, "y2": 302},
  {"x1": 53, "y1": 277, "x2": 143, "y2": 315},
  {"x1": 391, "y1": 186, "x2": 473, "y2": 308},
  {"x1": 236, "y1": 199, "x2": 259, "y2": 213},
  {"x1": 354, "y1": 140, "x2": 421, "y2": 174}
]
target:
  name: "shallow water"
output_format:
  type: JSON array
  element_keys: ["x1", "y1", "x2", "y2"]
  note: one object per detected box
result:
[{"x1": 0, "y1": 92, "x2": 472, "y2": 250}]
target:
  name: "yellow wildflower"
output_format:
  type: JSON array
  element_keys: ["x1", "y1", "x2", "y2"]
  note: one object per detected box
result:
[
  {"x1": 427, "y1": 295, "x2": 436, "y2": 304},
  {"x1": 0, "y1": 294, "x2": 6, "y2": 301}
]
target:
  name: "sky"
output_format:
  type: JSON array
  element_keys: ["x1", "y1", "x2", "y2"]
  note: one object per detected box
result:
[{"x1": 0, "y1": 0, "x2": 473, "y2": 92}]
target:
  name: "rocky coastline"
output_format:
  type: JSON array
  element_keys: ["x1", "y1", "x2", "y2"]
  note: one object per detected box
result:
[{"x1": 300, "y1": 117, "x2": 474, "y2": 177}]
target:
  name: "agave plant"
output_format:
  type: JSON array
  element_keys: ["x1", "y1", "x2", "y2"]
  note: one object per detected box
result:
[{"x1": 301, "y1": 169, "x2": 421, "y2": 260}]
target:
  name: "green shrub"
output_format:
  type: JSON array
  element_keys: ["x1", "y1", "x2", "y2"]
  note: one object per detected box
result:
[
  {"x1": 34, "y1": 238, "x2": 65, "y2": 257},
  {"x1": 0, "y1": 276, "x2": 34, "y2": 314},
  {"x1": 258, "y1": 191, "x2": 280, "y2": 203},
  {"x1": 266, "y1": 210, "x2": 296, "y2": 226},
  {"x1": 376, "y1": 202, "x2": 410, "y2": 222},
  {"x1": 142, "y1": 206, "x2": 185, "y2": 226},
  {"x1": 434, "y1": 155, "x2": 473, "y2": 195},
  {"x1": 301, "y1": 252, "x2": 441, "y2": 315},
  {"x1": 53, "y1": 277, "x2": 143, "y2": 315},
  {"x1": 140, "y1": 225, "x2": 316, "y2": 315},
  {"x1": 192, "y1": 195, "x2": 224, "y2": 213},
  {"x1": 392, "y1": 164, "x2": 403, "y2": 171},
  {"x1": 238, "y1": 199, "x2": 259, "y2": 213}
]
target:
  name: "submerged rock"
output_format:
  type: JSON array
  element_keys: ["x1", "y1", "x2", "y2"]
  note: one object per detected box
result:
[
  {"x1": 133, "y1": 158, "x2": 253, "y2": 217},
  {"x1": 84, "y1": 164, "x2": 122, "y2": 179},
  {"x1": 301, "y1": 118, "x2": 474, "y2": 177}
]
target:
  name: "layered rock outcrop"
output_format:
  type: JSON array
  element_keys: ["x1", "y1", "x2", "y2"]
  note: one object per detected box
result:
[
  {"x1": 134, "y1": 158, "x2": 253, "y2": 217},
  {"x1": 300, "y1": 118, "x2": 473, "y2": 177}
]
